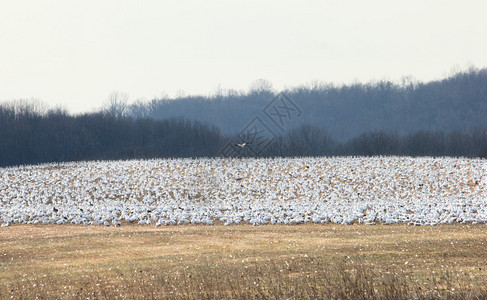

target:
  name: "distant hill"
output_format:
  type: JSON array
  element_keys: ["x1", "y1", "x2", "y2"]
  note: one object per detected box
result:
[{"x1": 127, "y1": 68, "x2": 487, "y2": 141}]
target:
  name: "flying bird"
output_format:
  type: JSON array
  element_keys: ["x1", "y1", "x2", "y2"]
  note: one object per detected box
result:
[{"x1": 235, "y1": 142, "x2": 250, "y2": 148}]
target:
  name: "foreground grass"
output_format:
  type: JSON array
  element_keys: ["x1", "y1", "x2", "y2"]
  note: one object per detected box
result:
[{"x1": 1, "y1": 224, "x2": 487, "y2": 299}]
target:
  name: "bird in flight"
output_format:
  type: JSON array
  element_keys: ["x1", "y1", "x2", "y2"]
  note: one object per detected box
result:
[{"x1": 235, "y1": 142, "x2": 250, "y2": 148}]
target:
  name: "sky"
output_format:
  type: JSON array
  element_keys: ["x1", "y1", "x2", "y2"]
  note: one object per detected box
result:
[{"x1": 1, "y1": 0, "x2": 487, "y2": 113}]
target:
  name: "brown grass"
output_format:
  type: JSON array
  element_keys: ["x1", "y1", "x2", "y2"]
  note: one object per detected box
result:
[{"x1": 1, "y1": 224, "x2": 487, "y2": 299}]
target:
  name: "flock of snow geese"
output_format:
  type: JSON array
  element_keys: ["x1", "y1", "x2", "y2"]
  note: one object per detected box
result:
[{"x1": 0, "y1": 157, "x2": 486, "y2": 227}]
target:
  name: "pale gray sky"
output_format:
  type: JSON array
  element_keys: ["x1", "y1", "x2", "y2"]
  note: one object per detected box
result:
[{"x1": 1, "y1": 0, "x2": 486, "y2": 113}]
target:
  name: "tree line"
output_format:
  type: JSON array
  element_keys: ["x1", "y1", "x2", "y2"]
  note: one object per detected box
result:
[
  {"x1": 262, "y1": 125, "x2": 487, "y2": 158},
  {"x1": 0, "y1": 102, "x2": 225, "y2": 167},
  {"x1": 120, "y1": 68, "x2": 487, "y2": 141},
  {"x1": 0, "y1": 101, "x2": 486, "y2": 167}
]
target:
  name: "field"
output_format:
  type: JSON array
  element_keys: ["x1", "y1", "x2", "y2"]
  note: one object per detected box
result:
[
  {"x1": 1, "y1": 224, "x2": 487, "y2": 299},
  {"x1": 1, "y1": 157, "x2": 487, "y2": 298}
]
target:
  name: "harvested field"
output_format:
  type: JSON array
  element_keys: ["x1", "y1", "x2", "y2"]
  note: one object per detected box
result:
[{"x1": 1, "y1": 224, "x2": 487, "y2": 299}]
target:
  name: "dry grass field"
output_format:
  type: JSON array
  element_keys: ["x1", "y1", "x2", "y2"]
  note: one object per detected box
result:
[{"x1": 1, "y1": 224, "x2": 487, "y2": 299}]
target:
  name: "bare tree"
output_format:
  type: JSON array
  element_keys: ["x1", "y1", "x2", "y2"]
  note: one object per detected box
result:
[
  {"x1": 248, "y1": 79, "x2": 274, "y2": 95},
  {"x1": 104, "y1": 91, "x2": 129, "y2": 119}
]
